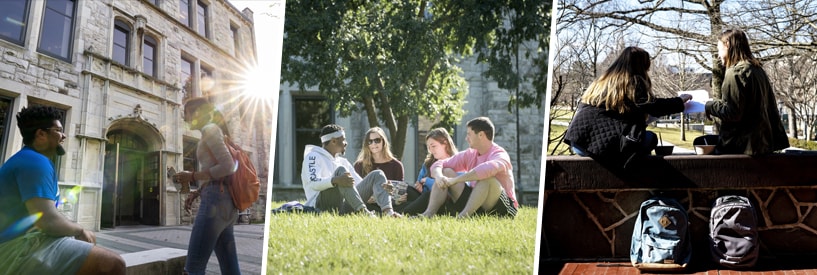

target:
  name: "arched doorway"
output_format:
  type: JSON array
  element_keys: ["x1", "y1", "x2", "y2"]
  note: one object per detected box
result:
[{"x1": 101, "y1": 118, "x2": 164, "y2": 228}]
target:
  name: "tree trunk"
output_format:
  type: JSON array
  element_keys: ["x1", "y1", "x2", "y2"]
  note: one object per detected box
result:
[{"x1": 392, "y1": 115, "x2": 409, "y2": 160}]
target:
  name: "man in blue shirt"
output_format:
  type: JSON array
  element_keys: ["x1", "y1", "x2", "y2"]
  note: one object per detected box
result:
[{"x1": 0, "y1": 106, "x2": 125, "y2": 274}]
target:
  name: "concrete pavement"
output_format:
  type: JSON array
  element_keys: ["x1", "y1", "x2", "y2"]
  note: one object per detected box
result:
[{"x1": 96, "y1": 224, "x2": 265, "y2": 275}]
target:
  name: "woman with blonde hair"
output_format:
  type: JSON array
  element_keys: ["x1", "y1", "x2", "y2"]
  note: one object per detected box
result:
[
  {"x1": 354, "y1": 127, "x2": 404, "y2": 216},
  {"x1": 705, "y1": 29, "x2": 788, "y2": 155},
  {"x1": 564, "y1": 46, "x2": 692, "y2": 169}
]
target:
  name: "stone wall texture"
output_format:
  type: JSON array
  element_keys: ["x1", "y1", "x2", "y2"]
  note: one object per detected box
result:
[
  {"x1": 0, "y1": 0, "x2": 269, "y2": 229},
  {"x1": 541, "y1": 187, "x2": 817, "y2": 263}
]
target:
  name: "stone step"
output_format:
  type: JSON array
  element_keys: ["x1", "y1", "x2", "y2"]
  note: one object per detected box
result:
[{"x1": 121, "y1": 248, "x2": 186, "y2": 275}]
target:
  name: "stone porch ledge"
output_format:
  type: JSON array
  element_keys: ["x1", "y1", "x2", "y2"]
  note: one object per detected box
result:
[{"x1": 540, "y1": 153, "x2": 817, "y2": 263}]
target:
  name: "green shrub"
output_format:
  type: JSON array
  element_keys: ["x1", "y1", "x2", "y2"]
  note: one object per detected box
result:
[{"x1": 789, "y1": 138, "x2": 817, "y2": 150}]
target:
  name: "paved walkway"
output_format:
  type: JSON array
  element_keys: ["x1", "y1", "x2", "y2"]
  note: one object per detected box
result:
[{"x1": 96, "y1": 224, "x2": 265, "y2": 275}]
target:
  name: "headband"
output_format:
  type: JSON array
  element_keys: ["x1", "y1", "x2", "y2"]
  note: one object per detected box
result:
[{"x1": 320, "y1": 130, "x2": 345, "y2": 143}]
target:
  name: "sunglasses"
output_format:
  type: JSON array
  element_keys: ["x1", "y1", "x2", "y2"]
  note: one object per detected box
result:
[{"x1": 367, "y1": 138, "x2": 383, "y2": 145}]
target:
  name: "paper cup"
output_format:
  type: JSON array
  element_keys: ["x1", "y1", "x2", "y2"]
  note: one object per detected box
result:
[{"x1": 695, "y1": 145, "x2": 715, "y2": 155}]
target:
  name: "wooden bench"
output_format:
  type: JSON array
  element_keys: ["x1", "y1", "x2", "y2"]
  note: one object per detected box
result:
[
  {"x1": 121, "y1": 248, "x2": 186, "y2": 275},
  {"x1": 540, "y1": 153, "x2": 817, "y2": 264}
]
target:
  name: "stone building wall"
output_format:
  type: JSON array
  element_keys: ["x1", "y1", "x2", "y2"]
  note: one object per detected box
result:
[
  {"x1": 454, "y1": 49, "x2": 545, "y2": 206},
  {"x1": 0, "y1": 0, "x2": 267, "y2": 229},
  {"x1": 541, "y1": 188, "x2": 817, "y2": 262}
]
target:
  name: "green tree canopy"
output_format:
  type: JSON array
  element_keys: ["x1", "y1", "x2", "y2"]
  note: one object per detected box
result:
[{"x1": 282, "y1": 0, "x2": 550, "y2": 158}]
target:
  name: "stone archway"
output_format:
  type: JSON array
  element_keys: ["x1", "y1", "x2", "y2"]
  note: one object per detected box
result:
[{"x1": 101, "y1": 117, "x2": 165, "y2": 228}]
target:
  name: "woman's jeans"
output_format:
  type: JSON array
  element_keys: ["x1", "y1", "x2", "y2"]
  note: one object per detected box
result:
[{"x1": 185, "y1": 182, "x2": 240, "y2": 275}]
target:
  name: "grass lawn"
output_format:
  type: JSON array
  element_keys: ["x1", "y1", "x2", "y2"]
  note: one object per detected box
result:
[{"x1": 266, "y1": 202, "x2": 538, "y2": 274}]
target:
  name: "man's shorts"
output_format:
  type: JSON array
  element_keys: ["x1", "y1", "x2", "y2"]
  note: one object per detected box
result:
[
  {"x1": 453, "y1": 185, "x2": 518, "y2": 218},
  {"x1": 0, "y1": 231, "x2": 93, "y2": 274}
]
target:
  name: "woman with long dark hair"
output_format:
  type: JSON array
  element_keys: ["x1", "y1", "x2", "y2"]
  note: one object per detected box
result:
[
  {"x1": 705, "y1": 29, "x2": 789, "y2": 155},
  {"x1": 564, "y1": 46, "x2": 692, "y2": 168}
]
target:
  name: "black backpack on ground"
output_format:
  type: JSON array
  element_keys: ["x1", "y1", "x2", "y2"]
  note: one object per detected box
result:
[{"x1": 709, "y1": 195, "x2": 759, "y2": 268}]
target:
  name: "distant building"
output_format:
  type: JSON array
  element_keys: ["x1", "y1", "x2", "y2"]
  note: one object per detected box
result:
[{"x1": 0, "y1": 0, "x2": 270, "y2": 230}]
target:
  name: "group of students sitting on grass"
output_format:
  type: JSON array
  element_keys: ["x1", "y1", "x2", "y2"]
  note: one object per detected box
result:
[{"x1": 300, "y1": 116, "x2": 518, "y2": 218}]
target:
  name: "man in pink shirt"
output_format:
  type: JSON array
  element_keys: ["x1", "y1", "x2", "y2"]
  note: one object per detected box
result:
[{"x1": 420, "y1": 117, "x2": 518, "y2": 218}]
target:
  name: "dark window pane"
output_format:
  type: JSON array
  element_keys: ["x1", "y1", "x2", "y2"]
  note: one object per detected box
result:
[
  {"x1": 39, "y1": 0, "x2": 75, "y2": 59},
  {"x1": 112, "y1": 22, "x2": 129, "y2": 65},
  {"x1": 0, "y1": 96, "x2": 13, "y2": 165},
  {"x1": 0, "y1": 0, "x2": 29, "y2": 44},
  {"x1": 182, "y1": 138, "x2": 199, "y2": 188},
  {"x1": 230, "y1": 25, "x2": 239, "y2": 54},
  {"x1": 179, "y1": 0, "x2": 189, "y2": 26},
  {"x1": 143, "y1": 36, "x2": 156, "y2": 76},
  {"x1": 196, "y1": 1, "x2": 207, "y2": 37},
  {"x1": 47, "y1": 0, "x2": 74, "y2": 14},
  {"x1": 181, "y1": 57, "x2": 193, "y2": 100},
  {"x1": 292, "y1": 97, "x2": 332, "y2": 180}
]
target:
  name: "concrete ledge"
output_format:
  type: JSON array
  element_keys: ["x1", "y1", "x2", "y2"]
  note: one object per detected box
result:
[
  {"x1": 545, "y1": 153, "x2": 817, "y2": 190},
  {"x1": 122, "y1": 248, "x2": 186, "y2": 275}
]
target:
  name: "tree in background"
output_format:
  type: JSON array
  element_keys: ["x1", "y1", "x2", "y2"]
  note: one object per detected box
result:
[
  {"x1": 281, "y1": 0, "x2": 550, "y2": 158},
  {"x1": 555, "y1": 0, "x2": 817, "y2": 142}
]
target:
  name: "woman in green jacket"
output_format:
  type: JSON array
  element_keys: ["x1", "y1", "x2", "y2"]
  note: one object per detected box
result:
[{"x1": 705, "y1": 29, "x2": 789, "y2": 155}]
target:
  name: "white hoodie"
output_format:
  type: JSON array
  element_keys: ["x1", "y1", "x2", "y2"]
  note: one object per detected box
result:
[{"x1": 301, "y1": 145, "x2": 363, "y2": 207}]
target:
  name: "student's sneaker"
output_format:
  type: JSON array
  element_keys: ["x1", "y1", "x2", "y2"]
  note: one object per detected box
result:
[
  {"x1": 383, "y1": 210, "x2": 403, "y2": 218},
  {"x1": 356, "y1": 208, "x2": 377, "y2": 218}
]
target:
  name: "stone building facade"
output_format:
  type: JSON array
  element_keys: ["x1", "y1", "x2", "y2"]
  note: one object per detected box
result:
[
  {"x1": 274, "y1": 46, "x2": 545, "y2": 206},
  {"x1": 0, "y1": 0, "x2": 271, "y2": 231}
]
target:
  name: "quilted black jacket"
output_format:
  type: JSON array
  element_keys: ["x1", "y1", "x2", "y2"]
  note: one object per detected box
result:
[{"x1": 564, "y1": 97, "x2": 684, "y2": 160}]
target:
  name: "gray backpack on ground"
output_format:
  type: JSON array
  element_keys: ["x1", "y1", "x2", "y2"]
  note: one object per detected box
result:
[
  {"x1": 709, "y1": 195, "x2": 759, "y2": 268},
  {"x1": 630, "y1": 197, "x2": 692, "y2": 271}
]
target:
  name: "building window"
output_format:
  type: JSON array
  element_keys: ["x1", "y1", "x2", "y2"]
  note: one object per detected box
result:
[
  {"x1": 148, "y1": 0, "x2": 160, "y2": 6},
  {"x1": 196, "y1": 1, "x2": 208, "y2": 37},
  {"x1": 143, "y1": 35, "x2": 157, "y2": 77},
  {"x1": 230, "y1": 24, "x2": 239, "y2": 55},
  {"x1": 39, "y1": 0, "x2": 76, "y2": 60},
  {"x1": 182, "y1": 138, "x2": 199, "y2": 188},
  {"x1": 180, "y1": 56, "x2": 194, "y2": 101},
  {"x1": 0, "y1": 0, "x2": 30, "y2": 45},
  {"x1": 200, "y1": 66, "x2": 212, "y2": 98},
  {"x1": 112, "y1": 20, "x2": 130, "y2": 65},
  {"x1": 291, "y1": 96, "x2": 333, "y2": 183},
  {"x1": 0, "y1": 96, "x2": 14, "y2": 164},
  {"x1": 179, "y1": 0, "x2": 191, "y2": 27}
]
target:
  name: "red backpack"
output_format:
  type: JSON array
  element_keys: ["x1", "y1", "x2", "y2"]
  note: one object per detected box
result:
[{"x1": 215, "y1": 136, "x2": 261, "y2": 211}]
